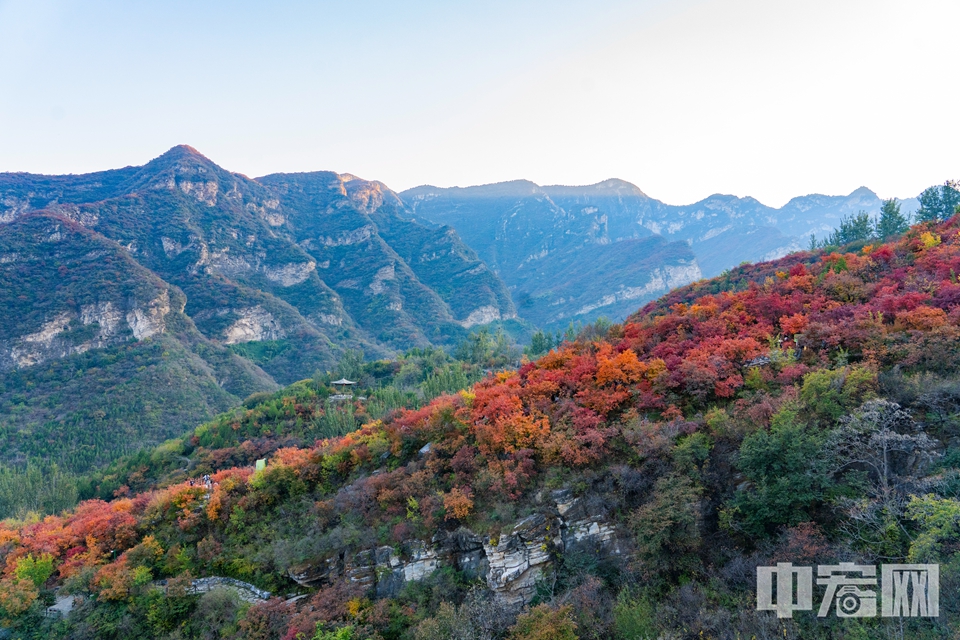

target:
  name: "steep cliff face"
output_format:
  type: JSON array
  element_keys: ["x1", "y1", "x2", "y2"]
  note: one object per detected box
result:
[
  {"x1": 3, "y1": 291, "x2": 171, "y2": 370},
  {"x1": 289, "y1": 489, "x2": 628, "y2": 609},
  {"x1": 0, "y1": 211, "x2": 278, "y2": 473},
  {"x1": 257, "y1": 170, "x2": 517, "y2": 350},
  {"x1": 401, "y1": 181, "x2": 703, "y2": 327}
]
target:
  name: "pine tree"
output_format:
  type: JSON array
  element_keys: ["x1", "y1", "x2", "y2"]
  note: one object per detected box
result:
[
  {"x1": 827, "y1": 211, "x2": 873, "y2": 246},
  {"x1": 875, "y1": 198, "x2": 910, "y2": 239},
  {"x1": 525, "y1": 330, "x2": 554, "y2": 357}
]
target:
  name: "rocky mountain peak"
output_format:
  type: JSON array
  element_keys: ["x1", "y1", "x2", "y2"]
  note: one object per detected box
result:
[
  {"x1": 849, "y1": 186, "x2": 877, "y2": 198},
  {"x1": 142, "y1": 145, "x2": 226, "y2": 180},
  {"x1": 156, "y1": 144, "x2": 208, "y2": 162}
]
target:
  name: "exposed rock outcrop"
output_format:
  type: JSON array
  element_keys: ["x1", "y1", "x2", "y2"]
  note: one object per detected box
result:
[
  {"x1": 458, "y1": 305, "x2": 513, "y2": 328},
  {"x1": 126, "y1": 291, "x2": 171, "y2": 340},
  {"x1": 572, "y1": 262, "x2": 703, "y2": 318},
  {"x1": 320, "y1": 225, "x2": 375, "y2": 247},
  {"x1": 264, "y1": 261, "x2": 316, "y2": 287},
  {"x1": 223, "y1": 306, "x2": 285, "y2": 344},
  {"x1": 178, "y1": 180, "x2": 219, "y2": 206},
  {"x1": 157, "y1": 576, "x2": 271, "y2": 603},
  {"x1": 368, "y1": 264, "x2": 396, "y2": 295},
  {"x1": 288, "y1": 489, "x2": 627, "y2": 608},
  {"x1": 0, "y1": 292, "x2": 172, "y2": 370}
]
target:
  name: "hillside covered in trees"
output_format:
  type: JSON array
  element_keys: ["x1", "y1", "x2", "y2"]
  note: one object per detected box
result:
[
  {"x1": 5, "y1": 211, "x2": 960, "y2": 638},
  {"x1": 0, "y1": 146, "x2": 519, "y2": 511}
]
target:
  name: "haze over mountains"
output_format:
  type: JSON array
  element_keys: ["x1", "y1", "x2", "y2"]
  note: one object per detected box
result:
[
  {"x1": 404, "y1": 180, "x2": 919, "y2": 327},
  {"x1": 0, "y1": 145, "x2": 921, "y2": 472}
]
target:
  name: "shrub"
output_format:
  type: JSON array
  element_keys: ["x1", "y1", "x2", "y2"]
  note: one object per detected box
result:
[{"x1": 508, "y1": 604, "x2": 578, "y2": 640}]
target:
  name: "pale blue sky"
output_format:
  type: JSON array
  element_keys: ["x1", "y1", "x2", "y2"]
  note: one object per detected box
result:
[{"x1": 1, "y1": 0, "x2": 957, "y2": 206}]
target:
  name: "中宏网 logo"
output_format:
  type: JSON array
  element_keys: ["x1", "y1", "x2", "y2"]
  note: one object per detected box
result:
[{"x1": 756, "y1": 561, "x2": 938, "y2": 618}]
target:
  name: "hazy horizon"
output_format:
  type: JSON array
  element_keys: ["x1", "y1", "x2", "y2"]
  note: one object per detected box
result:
[
  {"x1": 2, "y1": 142, "x2": 927, "y2": 211},
  {"x1": 1, "y1": 0, "x2": 957, "y2": 207}
]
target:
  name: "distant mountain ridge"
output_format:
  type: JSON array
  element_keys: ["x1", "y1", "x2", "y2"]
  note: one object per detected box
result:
[{"x1": 401, "y1": 179, "x2": 919, "y2": 326}]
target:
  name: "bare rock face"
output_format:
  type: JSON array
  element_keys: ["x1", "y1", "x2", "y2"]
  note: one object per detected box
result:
[
  {"x1": 1, "y1": 292, "x2": 172, "y2": 370},
  {"x1": 7, "y1": 312, "x2": 75, "y2": 368},
  {"x1": 80, "y1": 301, "x2": 125, "y2": 336},
  {"x1": 263, "y1": 261, "x2": 316, "y2": 287},
  {"x1": 288, "y1": 489, "x2": 627, "y2": 608},
  {"x1": 483, "y1": 514, "x2": 558, "y2": 607},
  {"x1": 458, "y1": 305, "x2": 506, "y2": 328},
  {"x1": 320, "y1": 225, "x2": 375, "y2": 247},
  {"x1": 572, "y1": 262, "x2": 703, "y2": 318},
  {"x1": 223, "y1": 306, "x2": 285, "y2": 344},
  {"x1": 48, "y1": 203, "x2": 99, "y2": 227},
  {"x1": 367, "y1": 264, "x2": 396, "y2": 295},
  {"x1": 126, "y1": 290, "x2": 171, "y2": 340},
  {"x1": 552, "y1": 489, "x2": 624, "y2": 558},
  {"x1": 178, "y1": 180, "x2": 219, "y2": 206},
  {"x1": 0, "y1": 196, "x2": 30, "y2": 223}
]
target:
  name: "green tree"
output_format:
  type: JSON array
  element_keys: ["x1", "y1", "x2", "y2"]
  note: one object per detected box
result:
[
  {"x1": 629, "y1": 472, "x2": 703, "y2": 573},
  {"x1": 335, "y1": 349, "x2": 365, "y2": 382},
  {"x1": 724, "y1": 405, "x2": 830, "y2": 537},
  {"x1": 916, "y1": 181, "x2": 960, "y2": 223},
  {"x1": 312, "y1": 625, "x2": 354, "y2": 640},
  {"x1": 875, "y1": 198, "x2": 910, "y2": 239},
  {"x1": 799, "y1": 366, "x2": 876, "y2": 424},
  {"x1": 612, "y1": 590, "x2": 658, "y2": 640},
  {"x1": 14, "y1": 554, "x2": 54, "y2": 588},
  {"x1": 455, "y1": 328, "x2": 518, "y2": 368},
  {"x1": 827, "y1": 210, "x2": 874, "y2": 246},
  {"x1": 905, "y1": 495, "x2": 960, "y2": 562},
  {"x1": 525, "y1": 330, "x2": 555, "y2": 358}
]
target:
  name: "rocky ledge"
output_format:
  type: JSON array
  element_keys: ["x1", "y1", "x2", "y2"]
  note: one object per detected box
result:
[{"x1": 289, "y1": 489, "x2": 627, "y2": 608}]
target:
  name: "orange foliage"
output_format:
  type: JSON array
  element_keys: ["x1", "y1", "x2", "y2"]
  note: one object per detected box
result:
[
  {"x1": 595, "y1": 344, "x2": 645, "y2": 386},
  {"x1": 442, "y1": 487, "x2": 474, "y2": 520},
  {"x1": 780, "y1": 313, "x2": 809, "y2": 336},
  {"x1": 92, "y1": 560, "x2": 132, "y2": 601},
  {"x1": 897, "y1": 305, "x2": 948, "y2": 331}
]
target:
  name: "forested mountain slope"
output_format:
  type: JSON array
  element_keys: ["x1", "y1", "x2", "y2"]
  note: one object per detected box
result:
[
  {"x1": 0, "y1": 147, "x2": 515, "y2": 485},
  {"x1": 4, "y1": 214, "x2": 960, "y2": 638}
]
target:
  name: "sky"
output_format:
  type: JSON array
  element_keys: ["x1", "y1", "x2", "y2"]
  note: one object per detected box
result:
[{"x1": 0, "y1": 0, "x2": 957, "y2": 207}]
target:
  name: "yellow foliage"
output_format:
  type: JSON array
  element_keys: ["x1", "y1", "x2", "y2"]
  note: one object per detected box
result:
[
  {"x1": 921, "y1": 231, "x2": 941, "y2": 249},
  {"x1": 347, "y1": 597, "x2": 365, "y2": 618},
  {"x1": 0, "y1": 578, "x2": 38, "y2": 619}
]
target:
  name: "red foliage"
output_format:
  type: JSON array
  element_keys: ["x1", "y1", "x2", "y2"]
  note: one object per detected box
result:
[{"x1": 8, "y1": 219, "x2": 960, "y2": 612}]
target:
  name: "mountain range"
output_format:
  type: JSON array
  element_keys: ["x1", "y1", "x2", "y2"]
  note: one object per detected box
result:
[
  {"x1": 0, "y1": 146, "x2": 514, "y2": 471},
  {"x1": 0, "y1": 145, "x2": 923, "y2": 475},
  {"x1": 403, "y1": 179, "x2": 919, "y2": 327}
]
